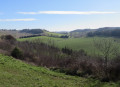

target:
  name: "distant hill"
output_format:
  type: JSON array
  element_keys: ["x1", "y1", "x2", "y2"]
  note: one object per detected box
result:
[
  {"x1": 98, "y1": 27, "x2": 120, "y2": 31},
  {"x1": 0, "y1": 29, "x2": 32, "y2": 38},
  {"x1": 69, "y1": 29, "x2": 95, "y2": 38},
  {"x1": 1, "y1": 27, "x2": 120, "y2": 38},
  {"x1": 69, "y1": 27, "x2": 120, "y2": 38},
  {"x1": 87, "y1": 27, "x2": 120, "y2": 37}
]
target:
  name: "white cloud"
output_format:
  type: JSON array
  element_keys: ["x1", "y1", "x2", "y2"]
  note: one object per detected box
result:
[
  {"x1": 18, "y1": 12, "x2": 37, "y2": 14},
  {"x1": 0, "y1": 18, "x2": 37, "y2": 21},
  {"x1": 18, "y1": 11, "x2": 119, "y2": 15}
]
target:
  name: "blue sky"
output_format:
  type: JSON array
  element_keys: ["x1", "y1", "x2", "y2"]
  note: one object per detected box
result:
[{"x1": 0, "y1": 0, "x2": 120, "y2": 31}]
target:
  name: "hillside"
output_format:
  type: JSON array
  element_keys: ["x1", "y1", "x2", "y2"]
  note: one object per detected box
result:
[
  {"x1": 87, "y1": 27, "x2": 120, "y2": 37},
  {"x1": 19, "y1": 29, "x2": 44, "y2": 34},
  {"x1": 0, "y1": 30, "x2": 32, "y2": 38},
  {"x1": 69, "y1": 29, "x2": 95, "y2": 38},
  {"x1": 0, "y1": 29, "x2": 68, "y2": 39},
  {"x1": 18, "y1": 36, "x2": 120, "y2": 56},
  {"x1": 1, "y1": 27, "x2": 120, "y2": 38},
  {"x1": 0, "y1": 54, "x2": 118, "y2": 87},
  {"x1": 69, "y1": 27, "x2": 120, "y2": 38}
]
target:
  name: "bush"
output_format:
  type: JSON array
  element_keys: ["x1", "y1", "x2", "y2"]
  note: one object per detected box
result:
[
  {"x1": 62, "y1": 47, "x2": 72, "y2": 55},
  {"x1": 1, "y1": 35, "x2": 16, "y2": 44},
  {"x1": 11, "y1": 47, "x2": 23, "y2": 59}
]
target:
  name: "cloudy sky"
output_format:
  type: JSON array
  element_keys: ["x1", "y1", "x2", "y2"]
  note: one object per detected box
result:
[{"x1": 0, "y1": 0, "x2": 120, "y2": 31}]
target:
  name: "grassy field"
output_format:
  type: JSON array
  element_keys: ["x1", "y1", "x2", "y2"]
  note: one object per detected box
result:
[
  {"x1": 18, "y1": 36, "x2": 120, "y2": 56},
  {"x1": 0, "y1": 54, "x2": 119, "y2": 87},
  {"x1": 45, "y1": 31, "x2": 66, "y2": 37}
]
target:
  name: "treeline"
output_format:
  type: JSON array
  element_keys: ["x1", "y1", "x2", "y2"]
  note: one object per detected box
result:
[
  {"x1": 19, "y1": 33, "x2": 69, "y2": 39},
  {"x1": 19, "y1": 34, "x2": 41, "y2": 38},
  {"x1": 20, "y1": 29, "x2": 43, "y2": 34},
  {"x1": 60, "y1": 35, "x2": 69, "y2": 38},
  {"x1": 19, "y1": 34, "x2": 69, "y2": 39},
  {"x1": 47, "y1": 34, "x2": 69, "y2": 38},
  {"x1": 1, "y1": 35, "x2": 120, "y2": 82}
]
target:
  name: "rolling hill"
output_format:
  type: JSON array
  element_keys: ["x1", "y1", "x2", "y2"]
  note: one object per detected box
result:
[{"x1": 18, "y1": 36, "x2": 120, "y2": 56}]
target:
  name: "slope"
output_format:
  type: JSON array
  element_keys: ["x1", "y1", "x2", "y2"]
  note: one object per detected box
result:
[{"x1": 0, "y1": 54, "x2": 118, "y2": 87}]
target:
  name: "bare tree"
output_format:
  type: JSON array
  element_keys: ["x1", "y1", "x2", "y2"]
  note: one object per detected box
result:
[{"x1": 93, "y1": 38, "x2": 120, "y2": 77}]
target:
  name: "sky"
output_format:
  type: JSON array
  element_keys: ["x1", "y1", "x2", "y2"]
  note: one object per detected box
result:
[{"x1": 0, "y1": 0, "x2": 120, "y2": 31}]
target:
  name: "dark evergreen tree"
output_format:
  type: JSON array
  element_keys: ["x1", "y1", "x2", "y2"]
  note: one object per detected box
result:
[{"x1": 11, "y1": 47, "x2": 23, "y2": 59}]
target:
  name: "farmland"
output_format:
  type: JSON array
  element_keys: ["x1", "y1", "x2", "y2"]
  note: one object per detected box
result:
[{"x1": 18, "y1": 36, "x2": 120, "y2": 56}]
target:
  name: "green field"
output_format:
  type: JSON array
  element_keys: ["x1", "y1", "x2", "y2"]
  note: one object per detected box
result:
[
  {"x1": 0, "y1": 54, "x2": 119, "y2": 87},
  {"x1": 18, "y1": 36, "x2": 120, "y2": 56},
  {"x1": 45, "y1": 31, "x2": 66, "y2": 37}
]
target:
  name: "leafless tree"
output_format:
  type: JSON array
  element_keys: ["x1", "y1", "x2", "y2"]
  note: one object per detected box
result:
[{"x1": 93, "y1": 38, "x2": 120, "y2": 77}]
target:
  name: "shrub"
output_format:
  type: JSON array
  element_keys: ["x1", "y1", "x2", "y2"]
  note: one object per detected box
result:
[
  {"x1": 62, "y1": 47, "x2": 72, "y2": 55},
  {"x1": 11, "y1": 47, "x2": 23, "y2": 59},
  {"x1": 1, "y1": 35, "x2": 16, "y2": 44}
]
